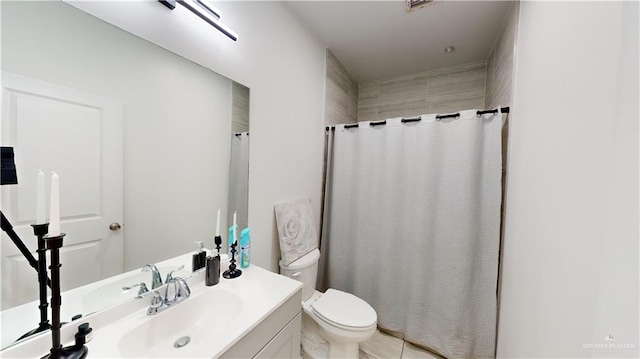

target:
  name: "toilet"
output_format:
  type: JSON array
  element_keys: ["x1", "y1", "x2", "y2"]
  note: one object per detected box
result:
[{"x1": 279, "y1": 248, "x2": 377, "y2": 359}]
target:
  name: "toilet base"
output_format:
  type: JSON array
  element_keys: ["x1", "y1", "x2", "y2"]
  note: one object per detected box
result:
[
  {"x1": 300, "y1": 310, "x2": 364, "y2": 359},
  {"x1": 301, "y1": 312, "x2": 329, "y2": 358}
]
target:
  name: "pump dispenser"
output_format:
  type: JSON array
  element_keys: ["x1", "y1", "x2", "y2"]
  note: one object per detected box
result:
[
  {"x1": 205, "y1": 248, "x2": 220, "y2": 286},
  {"x1": 192, "y1": 241, "x2": 206, "y2": 272}
]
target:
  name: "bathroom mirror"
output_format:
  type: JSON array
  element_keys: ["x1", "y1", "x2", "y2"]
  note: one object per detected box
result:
[{"x1": 0, "y1": 0, "x2": 249, "y2": 349}]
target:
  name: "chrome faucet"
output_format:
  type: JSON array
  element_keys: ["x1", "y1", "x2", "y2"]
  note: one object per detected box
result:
[
  {"x1": 165, "y1": 277, "x2": 191, "y2": 304},
  {"x1": 147, "y1": 277, "x2": 191, "y2": 315},
  {"x1": 142, "y1": 264, "x2": 163, "y2": 289}
]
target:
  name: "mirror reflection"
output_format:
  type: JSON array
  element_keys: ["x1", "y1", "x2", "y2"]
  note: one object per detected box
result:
[
  {"x1": 0, "y1": 0, "x2": 249, "y2": 349},
  {"x1": 229, "y1": 82, "x2": 250, "y2": 232}
]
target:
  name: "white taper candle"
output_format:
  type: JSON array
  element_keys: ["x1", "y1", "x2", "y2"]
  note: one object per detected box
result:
[
  {"x1": 233, "y1": 211, "x2": 237, "y2": 244},
  {"x1": 48, "y1": 172, "x2": 60, "y2": 236},
  {"x1": 216, "y1": 208, "x2": 221, "y2": 236},
  {"x1": 36, "y1": 170, "x2": 46, "y2": 225}
]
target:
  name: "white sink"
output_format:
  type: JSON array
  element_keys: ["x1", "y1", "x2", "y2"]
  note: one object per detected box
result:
[
  {"x1": 117, "y1": 288, "x2": 242, "y2": 357},
  {"x1": 81, "y1": 266, "x2": 188, "y2": 314},
  {"x1": 0, "y1": 262, "x2": 303, "y2": 359}
]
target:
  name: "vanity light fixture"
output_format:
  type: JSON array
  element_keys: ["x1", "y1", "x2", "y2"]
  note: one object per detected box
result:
[
  {"x1": 196, "y1": 0, "x2": 221, "y2": 19},
  {"x1": 159, "y1": 0, "x2": 238, "y2": 42}
]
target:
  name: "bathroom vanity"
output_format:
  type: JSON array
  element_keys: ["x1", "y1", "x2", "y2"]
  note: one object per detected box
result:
[{"x1": 0, "y1": 259, "x2": 302, "y2": 358}]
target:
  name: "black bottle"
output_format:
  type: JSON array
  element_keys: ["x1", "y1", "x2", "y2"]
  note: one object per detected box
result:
[
  {"x1": 192, "y1": 241, "x2": 206, "y2": 272},
  {"x1": 206, "y1": 253, "x2": 220, "y2": 286}
]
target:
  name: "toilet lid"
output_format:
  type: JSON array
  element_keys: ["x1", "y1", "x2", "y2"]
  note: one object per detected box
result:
[{"x1": 311, "y1": 289, "x2": 377, "y2": 329}]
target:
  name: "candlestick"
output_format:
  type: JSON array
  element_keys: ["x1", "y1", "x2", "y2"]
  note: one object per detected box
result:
[
  {"x1": 44, "y1": 233, "x2": 65, "y2": 356},
  {"x1": 48, "y1": 172, "x2": 60, "y2": 237},
  {"x1": 216, "y1": 209, "x2": 221, "y2": 236},
  {"x1": 42, "y1": 233, "x2": 88, "y2": 359},
  {"x1": 36, "y1": 170, "x2": 46, "y2": 225},
  {"x1": 15, "y1": 223, "x2": 52, "y2": 343},
  {"x1": 223, "y1": 240, "x2": 241, "y2": 279}
]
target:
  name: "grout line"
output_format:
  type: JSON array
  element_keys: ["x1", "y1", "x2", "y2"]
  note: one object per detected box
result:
[
  {"x1": 400, "y1": 340, "x2": 405, "y2": 359},
  {"x1": 360, "y1": 349, "x2": 377, "y2": 359}
]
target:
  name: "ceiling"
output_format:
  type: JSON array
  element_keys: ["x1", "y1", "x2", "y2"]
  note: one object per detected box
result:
[{"x1": 287, "y1": 1, "x2": 513, "y2": 83}]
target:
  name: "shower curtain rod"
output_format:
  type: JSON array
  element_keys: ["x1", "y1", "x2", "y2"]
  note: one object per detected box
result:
[{"x1": 326, "y1": 106, "x2": 510, "y2": 131}]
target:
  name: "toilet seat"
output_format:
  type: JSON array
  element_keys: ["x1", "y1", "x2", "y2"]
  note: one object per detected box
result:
[{"x1": 311, "y1": 289, "x2": 377, "y2": 331}]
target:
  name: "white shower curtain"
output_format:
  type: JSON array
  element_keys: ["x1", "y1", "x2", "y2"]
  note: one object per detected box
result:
[
  {"x1": 320, "y1": 110, "x2": 503, "y2": 358},
  {"x1": 228, "y1": 132, "x2": 249, "y2": 230}
]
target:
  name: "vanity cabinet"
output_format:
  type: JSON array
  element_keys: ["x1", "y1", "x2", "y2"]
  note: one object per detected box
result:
[
  {"x1": 255, "y1": 313, "x2": 301, "y2": 358},
  {"x1": 221, "y1": 290, "x2": 302, "y2": 358}
]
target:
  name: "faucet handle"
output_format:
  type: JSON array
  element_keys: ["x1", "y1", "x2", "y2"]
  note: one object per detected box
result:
[
  {"x1": 164, "y1": 264, "x2": 185, "y2": 283},
  {"x1": 122, "y1": 282, "x2": 149, "y2": 297},
  {"x1": 147, "y1": 291, "x2": 163, "y2": 315}
]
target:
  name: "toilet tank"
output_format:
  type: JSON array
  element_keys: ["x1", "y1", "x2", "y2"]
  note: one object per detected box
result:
[{"x1": 279, "y1": 248, "x2": 320, "y2": 301}]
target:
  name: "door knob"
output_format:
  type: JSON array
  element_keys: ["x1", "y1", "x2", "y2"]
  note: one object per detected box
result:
[{"x1": 109, "y1": 223, "x2": 122, "y2": 231}]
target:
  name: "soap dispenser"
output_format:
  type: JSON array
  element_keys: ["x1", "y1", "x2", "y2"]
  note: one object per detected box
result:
[
  {"x1": 192, "y1": 241, "x2": 206, "y2": 272},
  {"x1": 205, "y1": 249, "x2": 220, "y2": 286}
]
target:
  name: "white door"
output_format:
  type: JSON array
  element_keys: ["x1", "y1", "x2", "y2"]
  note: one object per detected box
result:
[{"x1": 0, "y1": 72, "x2": 124, "y2": 310}]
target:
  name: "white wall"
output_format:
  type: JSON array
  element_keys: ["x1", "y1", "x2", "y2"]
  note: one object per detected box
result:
[
  {"x1": 203, "y1": 2, "x2": 326, "y2": 272},
  {"x1": 67, "y1": 1, "x2": 327, "y2": 272},
  {"x1": 498, "y1": 2, "x2": 639, "y2": 357},
  {"x1": 1, "y1": 1, "x2": 233, "y2": 271}
]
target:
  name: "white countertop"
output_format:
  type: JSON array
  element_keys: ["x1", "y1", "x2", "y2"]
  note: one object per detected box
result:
[{"x1": 0, "y1": 262, "x2": 302, "y2": 358}]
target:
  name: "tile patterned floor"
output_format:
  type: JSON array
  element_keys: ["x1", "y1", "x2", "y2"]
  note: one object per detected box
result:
[{"x1": 359, "y1": 330, "x2": 444, "y2": 359}]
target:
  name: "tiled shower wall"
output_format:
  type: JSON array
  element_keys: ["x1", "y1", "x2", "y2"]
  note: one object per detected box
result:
[
  {"x1": 485, "y1": 1, "x2": 520, "y2": 108},
  {"x1": 232, "y1": 81, "x2": 250, "y2": 133},
  {"x1": 324, "y1": 49, "x2": 502, "y2": 125},
  {"x1": 357, "y1": 61, "x2": 487, "y2": 122},
  {"x1": 324, "y1": 50, "x2": 359, "y2": 125},
  {"x1": 324, "y1": 1, "x2": 519, "y2": 126}
]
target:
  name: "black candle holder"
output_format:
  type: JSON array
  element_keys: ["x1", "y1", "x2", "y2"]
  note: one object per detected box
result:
[
  {"x1": 0, "y1": 211, "x2": 52, "y2": 288},
  {"x1": 41, "y1": 233, "x2": 87, "y2": 359},
  {"x1": 16, "y1": 223, "x2": 52, "y2": 341},
  {"x1": 214, "y1": 235, "x2": 222, "y2": 255},
  {"x1": 223, "y1": 241, "x2": 242, "y2": 279}
]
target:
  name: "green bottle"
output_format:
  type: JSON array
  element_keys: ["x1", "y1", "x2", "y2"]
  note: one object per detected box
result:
[{"x1": 240, "y1": 228, "x2": 251, "y2": 269}]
